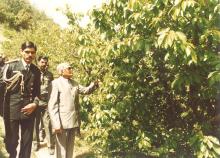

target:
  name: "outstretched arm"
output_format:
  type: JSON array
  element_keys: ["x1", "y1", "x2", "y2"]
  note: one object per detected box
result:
[{"x1": 78, "y1": 80, "x2": 99, "y2": 95}]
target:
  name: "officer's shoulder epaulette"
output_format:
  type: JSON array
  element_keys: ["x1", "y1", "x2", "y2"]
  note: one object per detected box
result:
[{"x1": 5, "y1": 59, "x2": 19, "y2": 64}]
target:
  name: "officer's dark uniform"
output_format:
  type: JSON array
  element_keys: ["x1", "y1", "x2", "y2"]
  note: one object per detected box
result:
[{"x1": 2, "y1": 59, "x2": 40, "y2": 158}]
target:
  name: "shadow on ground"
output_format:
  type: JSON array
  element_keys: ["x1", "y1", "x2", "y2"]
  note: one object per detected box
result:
[
  {"x1": 75, "y1": 151, "x2": 96, "y2": 158},
  {"x1": 111, "y1": 151, "x2": 155, "y2": 158},
  {"x1": 74, "y1": 151, "x2": 156, "y2": 158}
]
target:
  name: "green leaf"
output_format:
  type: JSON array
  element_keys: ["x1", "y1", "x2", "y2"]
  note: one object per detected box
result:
[
  {"x1": 204, "y1": 150, "x2": 209, "y2": 158},
  {"x1": 200, "y1": 143, "x2": 207, "y2": 152},
  {"x1": 180, "y1": 111, "x2": 189, "y2": 118},
  {"x1": 171, "y1": 74, "x2": 182, "y2": 89},
  {"x1": 207, "y1": 136, "x2": 220, "y2": 145},
  {"x1": 176, "y1": 31, "x2": 187, "y2": 43},
  {"x1": 208, "y1": 71, "x2": 219, "y2": 79},
  {"x1": 191, "y1": 51, "x2": 197, "y2": 63},
  {"x1": 164, "y1": 53, "x2": 169, "y2": 61},
  {"x1": 206, "y1": 139, "x2": 213, "y2": 149},
  {"x1": 185, "y1": 46, "x2": 191, "y2": 56},
  {"x1": 165, "y1": 30, "x2": 175, "y2": 48},
  {"x1": 213, "y1": 143, "x2": 220, "y2": 155},
  {"x1": 208, "y1": 71, "x2": 220, "y2": 85},
  {"x1": 214, "y1": 4, "x2": 220, "y2": 13}
]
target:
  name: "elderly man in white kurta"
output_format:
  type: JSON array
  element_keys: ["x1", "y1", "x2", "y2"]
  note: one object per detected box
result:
[{"x1": 48, "y1": 63, "x2": 98, "y2": 158}]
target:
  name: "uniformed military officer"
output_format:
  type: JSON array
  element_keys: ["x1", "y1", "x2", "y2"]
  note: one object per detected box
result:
[
  {"x1": 33, "y1": 55, "x2": 55, "y2": 155},
  {"x1": 1, "y1": 41, "x2": 41, "y2": 158}
]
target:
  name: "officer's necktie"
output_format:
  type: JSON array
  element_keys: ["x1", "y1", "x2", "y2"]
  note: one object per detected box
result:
[{"x1": 25, "y1": 65, "x2": 30, "y2": 72}]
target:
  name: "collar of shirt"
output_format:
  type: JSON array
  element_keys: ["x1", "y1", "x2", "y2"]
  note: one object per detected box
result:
[
  {"x1": 41, "y1": 70, "x2": 48, "y2": 76},
  {"x1": 60, "y1": 76, "x2": 72, "y2": 84},
  {"x1": 41, "y1": 71, "x2": 45, "y2": 76},
  {"x1": 21, "y1": 58, "x2": 30, "y2": 69}
]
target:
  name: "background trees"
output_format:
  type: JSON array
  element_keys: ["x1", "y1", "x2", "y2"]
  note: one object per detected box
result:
[
  {"x1": 0, "y1": 0, "x2": 38, "y2": 30},
  {"x1": 1, "y1": 0, "x2": 220, "y2": 157}
]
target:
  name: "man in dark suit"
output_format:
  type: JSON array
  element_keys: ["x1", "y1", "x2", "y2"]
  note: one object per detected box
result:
[{"x1": 1, "y1": 41, "x2": 41, "y2": 158}]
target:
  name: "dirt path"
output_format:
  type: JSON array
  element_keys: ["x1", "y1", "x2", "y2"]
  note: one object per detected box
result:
[
  {"x1": 32, "y1": 135, "x2": 94, "y2": 158},
  {"x1": 0, "y1": 117, "x2": 94, "y2": 158}
]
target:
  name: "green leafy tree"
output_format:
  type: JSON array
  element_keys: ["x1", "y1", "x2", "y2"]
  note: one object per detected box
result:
[
  {"x1": 67, "y1": 0, "x2": 220, "y2": 157},
  {"x1": 0, "y1": 0, "x2": 44, "y2": 30}
]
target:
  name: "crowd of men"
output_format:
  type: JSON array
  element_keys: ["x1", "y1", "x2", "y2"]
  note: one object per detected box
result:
[{"x1": 0, "y1": 41, "x2": 98, "y2": 158}]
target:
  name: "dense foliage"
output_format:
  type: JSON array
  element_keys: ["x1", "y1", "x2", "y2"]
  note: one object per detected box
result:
[
  {"x1": 76, "y1": 0, "x2": 220, "y2": 157},
  {"x1": 0, "y1": 0, "x2": 45, "y2": 30},
  {"x1": 1, "y1": 0, "x2": 220, "y2": 157}
]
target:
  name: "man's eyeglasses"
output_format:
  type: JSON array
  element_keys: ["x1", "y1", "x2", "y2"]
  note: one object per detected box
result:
[{"x1": 67, "y1": 67, "x2": 73, "y2": 70}]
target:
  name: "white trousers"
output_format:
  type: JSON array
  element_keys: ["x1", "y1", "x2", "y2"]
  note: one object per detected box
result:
[{"x1": 55, "y1": 128, "x2": 75, "y2": 158}]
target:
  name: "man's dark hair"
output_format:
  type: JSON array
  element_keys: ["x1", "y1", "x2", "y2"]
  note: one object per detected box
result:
[
  {"x1": 38, "y1": 55, "x2": 49, "y2": 62},
  {"x1": 21, "y1": 41, "x2": 37, "y2": 51}
]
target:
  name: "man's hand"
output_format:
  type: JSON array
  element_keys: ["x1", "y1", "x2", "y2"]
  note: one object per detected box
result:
[
  {"x1": 21, "y1": 103, "x2": 37, "y2": 115},
  {"x1": 53, "y1": 128, "x2": 63, "y2": 134}
]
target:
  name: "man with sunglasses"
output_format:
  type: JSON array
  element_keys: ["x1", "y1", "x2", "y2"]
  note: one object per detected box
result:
[{"x1": 1, "y1": 41, "x2": 41, "y2": 158}]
